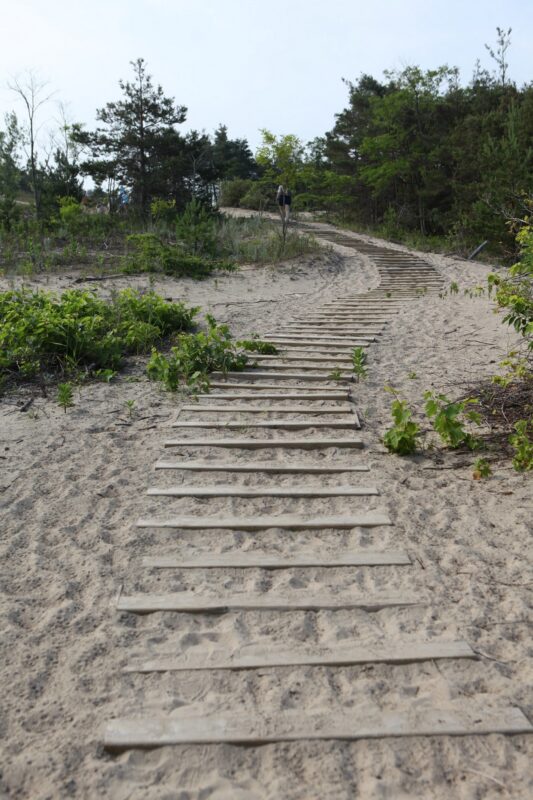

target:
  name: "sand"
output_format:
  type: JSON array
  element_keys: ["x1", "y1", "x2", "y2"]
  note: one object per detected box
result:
[{"x1": 0, "y1": 218, "x2": 531, "y2": 799}]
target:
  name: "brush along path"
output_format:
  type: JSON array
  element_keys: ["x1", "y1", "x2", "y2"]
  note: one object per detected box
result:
[{"x1": 104, "y1": 228, "x2": 527, "y2": 753}]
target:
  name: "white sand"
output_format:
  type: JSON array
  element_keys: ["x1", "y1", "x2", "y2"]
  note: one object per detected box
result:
[{"x1": 1, "y1": 219, "x2": 531, "y2": 799}]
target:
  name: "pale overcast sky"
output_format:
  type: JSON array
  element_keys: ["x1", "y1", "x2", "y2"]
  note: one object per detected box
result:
[{"x1": 1, "y1": 0, "x2": 532, "y2": 151}]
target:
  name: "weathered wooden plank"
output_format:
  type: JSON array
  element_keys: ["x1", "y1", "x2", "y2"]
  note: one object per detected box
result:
[
  {"x1": 146, "y1": 485, "x2": 379, "y2": 497},
  {"x1": 178, "y1": 404, "x2": 353, "y2": 413},
  {"x1": 210, "y1": 371, "x2": 353, "y2": 382},
  {"x1": 117, "y1": 590, "x2": 416, "y2": 614},
  {"x1": 154, "y1": 461, "x2": 370, "y2": 473},
  {"x1": 263, "y1": 334, "x2": 377, "y2": 343},
  {"x1": 164, "y1": 438, "x2": 364, "y2": 449},
  {"x1": 104, "y1": 706, "x2": 532, "y2": 749},
  {"x1": 143, "y1": 550, "x2": 409, "y2": 569},
  {"x1": 170, "y1": 420, "x2": 359, "y2": 430},
  {"x1": 199, "y1": 392, "x2": 350, "y2": 400},
  {"x1": 124, "y1": 640, "x2": 473, "y2": 673},
  {"x1": 209, "y1": 384, "x2": 350, "y2": 394},
  {"x1": 252, "y1": 354, "x2": 354, "y2": 364},
  {"x1": 136, "y1": 512, "x2": 390, "y2": 529}
]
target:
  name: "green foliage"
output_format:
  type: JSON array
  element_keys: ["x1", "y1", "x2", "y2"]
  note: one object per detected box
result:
[
  {"x1": 424, "y1": 391, "x2": 481, "y2": 449},
  {"x1": 383, "y1": 395, "x2": 420, "y2": 455},
  {"x1": 219, "y1": 179, "x2": 253, "y2": 207},
  {"x1": 472, "y1": 457, "x2": 492, "y2": 479},
  {"x1": 57, "y1": 382, "x2": 74, "y2": 412},
  {"x1": 238, "y1": 339, "x2": 278, "y2": 354},
  {"x1": 329, "y1": 367, "x2": 343, "y2": 381},
  {"x1": 489, "y1": 218, "x2": 533, "y2": 348},
  {"x1": 0, "y1": 287, "x2": 196, "y2": 382},
  {"x1": 218, "y1": 215, "x2": 320, "y2": 263},
  {"x1": 509, "y1": 419, "x2": 533, "y2": 471},
  {"x1": 150, "y1": 197, "x2": 177, "y2": 225},
  {"x1": 175, "y1": 199, "x2": 217, "y2": 256},
  {"x1": 351, "y1": 346, "x2": 368, "y2": 380},
  {"x1": 147, "y1": 316, "x2": 248, "y2": 392},
  {"x1": 123, "y1": 233, "x2": 235, "y2": 278},
  {"x1": 58, "y1": 197, "x2": 84, "y2": 232}
]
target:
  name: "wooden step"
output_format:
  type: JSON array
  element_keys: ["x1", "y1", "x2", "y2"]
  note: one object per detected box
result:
[
  {"x1": 252, "y1": 354, "x2": 353, "y2": 364},
  {"x1": 164, "y1": 438, "x2": 364, "y2": 449},
  {"x1": 209, "y1": 382, "x2": 351, "y2": 392},
  {"x1": 178, "y1": 404, "x2": 353, "y2": 413},
  {"x1": 264, "y1": 334, "x2": 377, "y2": 343},
  {"x1": 137, "y1": 512, "x2": 390, "y2": 529},
  {"x1": 199, "y1": 392, "x2": 350, "y2": 400},
  {"x1": 117, "y1": 590, "x2": 415, "y2": 614},
  {"x1": 124, "y1": 640, "x2": 474, "y2": 673},
  {"x1": 170, "y1": 419, "x2": 360, "y2": 430},
  {"x1": 146, "y1": 485, "x2": 378, "y2": 498},
  {"x1": 155, "y1": 461, "x2": 370, "y2": 473},
  {"x1": 143, "y1": 549, "x2": 409, "y2": 569},
  {"x1": 104, "y1": 705, "x2": 532, "y2": 749},
  {"x1": 210, "y1": 371, "x2": 353, "y2": 382}
]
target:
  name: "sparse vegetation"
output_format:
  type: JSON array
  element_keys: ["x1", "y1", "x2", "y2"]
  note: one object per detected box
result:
[
  {"x1": 146, "y1": 315, "x2": 249, "y2": 392},
  {"x1": 0, "y1": 287, "x2": 197, "y2": 386},
  {"x1": 382, "y1": 391, "x2": 421, "y2": 455}
]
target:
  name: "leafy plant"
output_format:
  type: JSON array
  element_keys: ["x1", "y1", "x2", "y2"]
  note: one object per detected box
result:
[
  {"x1": 509, "y1": 419, "x2": 533, "y2": 471},
  {"x1": 351, "y1": 346, "x2": 368, "y2": 381},
  {"x1": 329, "y1": 367, "x2": 343, "y2": 381},
  {"x1": 147, "y1": 316, "x2": 248, "y2": 392},
  {"x1": 0, "y1": 287, "x2": 197, "y2": 383},
  {"x1": 472, "y1": 457, "x2": 492, "y2": 479},
  {"x1": 449, "y1": 281, "x2": 459, "y2": 294},
  {"x1": 238, "y1": 339, "x2": 279, "y2": 354},
  {"x1": 57, "y1": 382, "x2": 74, "y2": 412},
  {"x1": 383, "y1": 395, "x2": 420, "y2": 455},
  {"x1": 424, "y1": 391, "x2": 481, "y2": 449},
  {"x1": 125, "y1": 399, "x2": 136, "y2": 419},
  {"x1": 123, "y1": 233, "x2": 235, "y2": 279}
]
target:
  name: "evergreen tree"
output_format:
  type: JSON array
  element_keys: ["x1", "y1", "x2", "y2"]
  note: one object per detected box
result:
[{"x1": 74, "y1": 58, "x2": 187, "y2": 216}]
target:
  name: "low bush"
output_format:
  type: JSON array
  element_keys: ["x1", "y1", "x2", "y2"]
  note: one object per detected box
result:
[
  {"x1": 383, "y1": 396, "x2": 420, "y2": 455},
  {"x1": 122, "y1": 233, "x2": 235, "y2": 278},
  {"x1": 0, "y1": 287, "x2": 197, "y2": 382},
  {"x1": 147, "y1": 316, "x2": 249, "y2": 392},
  {"x1": 238, "y1": 339, "x2": 278, "y2": 354},
  {"x1": 219, "y1": 179, "x2": 253, "y2": 208},
  {"x1": 424, "y1": 391, "x2": 481, "y2": 450}
]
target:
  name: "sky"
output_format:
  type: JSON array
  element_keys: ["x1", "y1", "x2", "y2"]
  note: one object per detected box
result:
[{"x1": 1, "y1": 0, "x2": 532, "y2": 152}]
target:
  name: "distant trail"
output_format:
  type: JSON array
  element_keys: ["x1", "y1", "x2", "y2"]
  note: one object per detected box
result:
[{"x1": 103, "y1": 227, "x2": 531, "y2": 750}]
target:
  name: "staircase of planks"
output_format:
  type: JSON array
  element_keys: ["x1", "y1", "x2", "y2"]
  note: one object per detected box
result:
[{"x1": 104, "y1": 231, "x2": 531, "y2": 749}]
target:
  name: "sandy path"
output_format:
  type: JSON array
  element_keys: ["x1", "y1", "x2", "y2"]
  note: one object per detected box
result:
[{"x1": 1, "y1": 220, "x2": 531, "y2": 799}]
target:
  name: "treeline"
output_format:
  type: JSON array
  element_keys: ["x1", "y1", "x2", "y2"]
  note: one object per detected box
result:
[
  {"x1": 0, "y1": 58, "x2": 257, "y2": 231},
  {"x1": 1, "y1": 30, "x2": 532, "y2": 255}
]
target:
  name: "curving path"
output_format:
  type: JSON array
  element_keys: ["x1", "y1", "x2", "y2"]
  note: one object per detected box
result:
[{"x1": 103, "y1": 230, "x2": 531, "y2": 749}]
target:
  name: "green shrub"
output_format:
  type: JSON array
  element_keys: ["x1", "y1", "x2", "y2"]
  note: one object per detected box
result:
[
  {"x1": 123, "y1": 233, "x2": 235, "y2": 278},
  {"x1": 351, "y1": 346, "x2": 367, "y2": 381},
  {"x1": 383, "y1": 396, "x2": 420, "y2": 455},
  {"x1": 57, "y1": 382, "x2": 74, "y2": 412},
  {"x1": 424, "y1": 391, "x2": 481, "y2": 450},
  {"x1": 509, "y1": 419, "x2": 533, "y2": 471},
  {"x1": 219, "y1": 179, "x2": 253, "y2": 208},
  {"x1": 147, "y1": 316, "x2": 249, "y2": 392},
  {"x1": 238, "y1": 339, "x2": 278, "y2": 354},
  {"x1": 0, "y1": 288, "x2": 197, "y2": 381},
  {"x1": 175, "y1": 199, "x2": 218, "y2": 256}
]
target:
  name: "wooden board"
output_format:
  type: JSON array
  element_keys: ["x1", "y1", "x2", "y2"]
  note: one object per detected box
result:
[
  {"x1": 154, "y1": 461, "x2": 370, "y2": 473},
  {"x1": 104, "y1": 706, "x2": 532, "y2": 749},
  {"x1": 146, "y1": 485, "x2": 379, "y2": 497},
  {"x1": 142, "y1": 549, "x2": 409, "y2": 569},
  {"x1": 164, "y1": 438, "x2": 364, "y2": 449},
  {"x1": 252, "y1": 354, "x2": 354, "y2": 363},
  {"x1": 178, "y1": 404, "x2": 354, "y2": 413},
  {"x1": 124, "y1": 640, "x2": 473, "y2": 673},
  {"x1": 264, "y1": 333, "x2": 379, "y2": 342},
  {"x1": 199, "y1": 392, "x2": 350, "y2": 400},
  {"x1": 117, "y1": 591, "x2": 417, "y2": 613},
  {"x1": 136, "y1": 512, "x2": 391, "y2": 529},
  {"x1": 170, "y1": 420, "x2": 359, "y2": 430},
  {"x1": 209, "y1": 382, "x2": 351, "y2": 391},
  {"x1": 210, "y1": 371, "x2": 353, "y2": 382}
]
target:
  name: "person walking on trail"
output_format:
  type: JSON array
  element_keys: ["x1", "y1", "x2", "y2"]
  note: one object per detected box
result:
[
  {"x1": 276, "y1": 184, "x2": 285, "y2": 220},
  {"x1": 276, "y1": 184, "x2": 292, "y2": 223}
]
